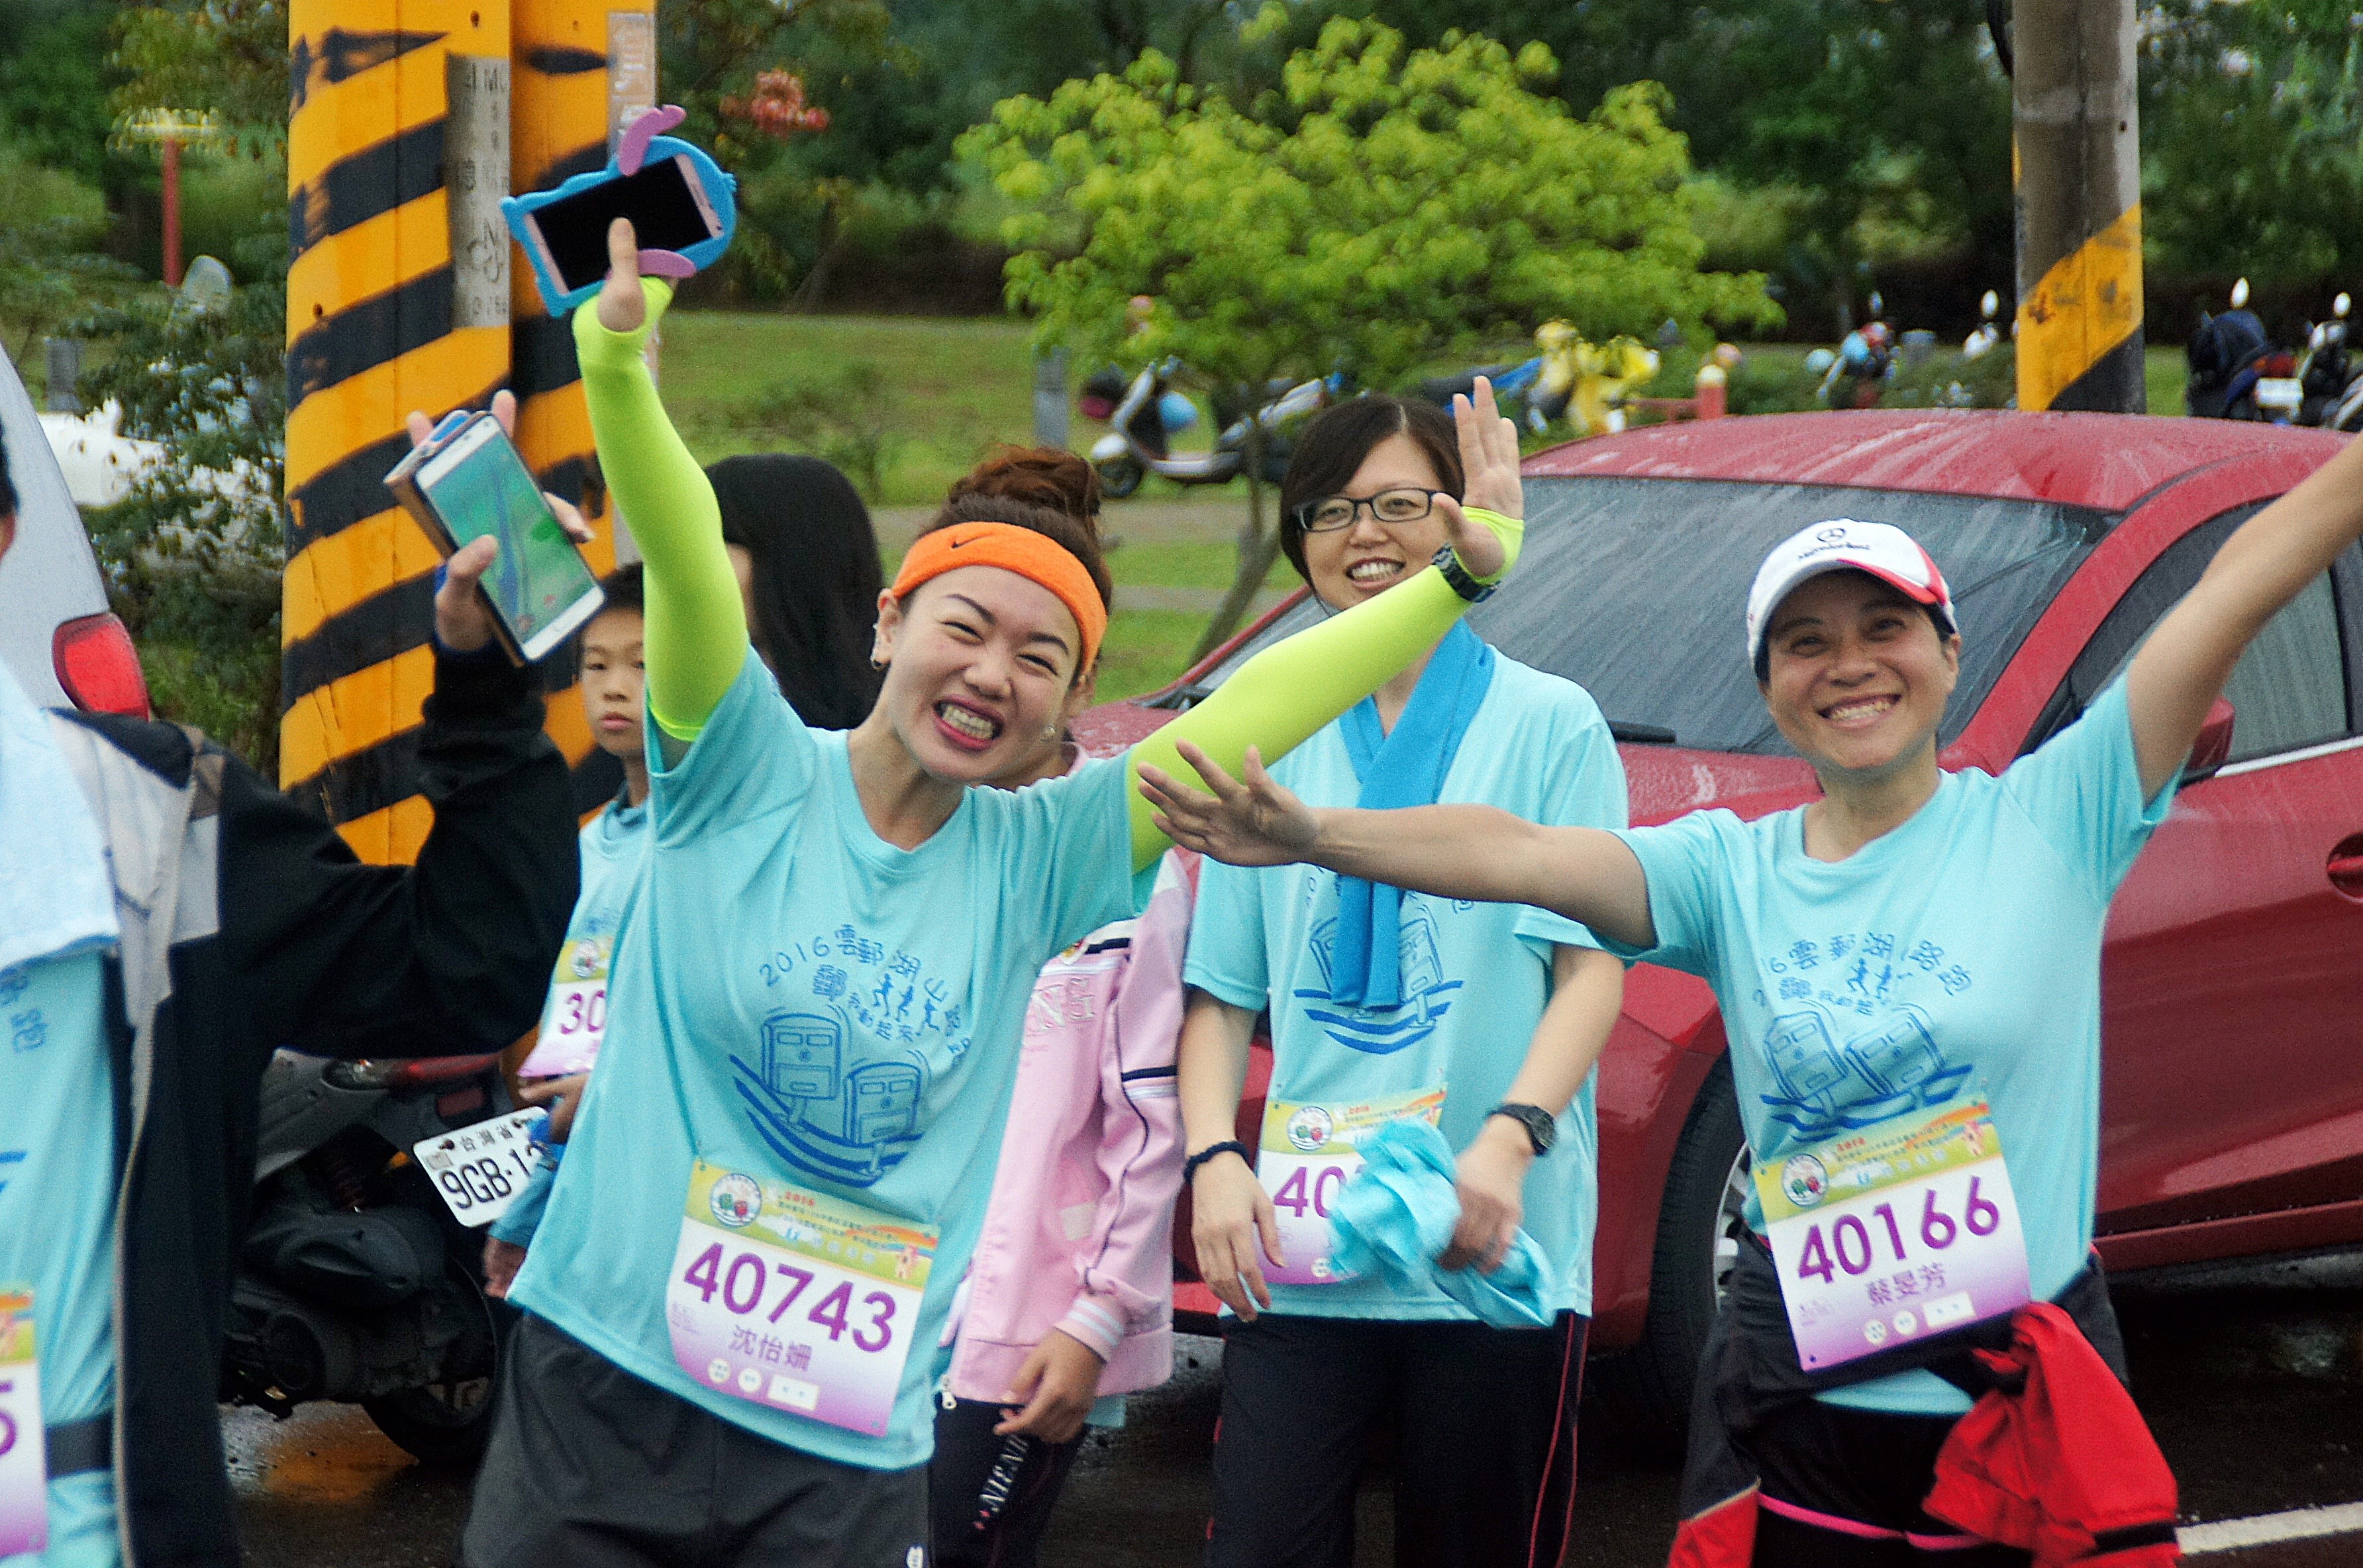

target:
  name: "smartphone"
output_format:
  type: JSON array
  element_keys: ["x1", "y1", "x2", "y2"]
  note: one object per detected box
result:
[
  {"x1": 386, "y1": 415, "x2": 605, "y2": 664},
  {"x1": 513, "y1": 152, "x2": 725, "y2": 299}
]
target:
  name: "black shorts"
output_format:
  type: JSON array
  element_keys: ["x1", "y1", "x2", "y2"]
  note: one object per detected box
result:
[
  {"x1": 460, "y1": 1314, "x2": 929, "y2": 1568},
  {"x1": 1205, "y1": 1310, "x2": 1587, "y2": 1568},
  {"x1": 1747, "y1": 1397, "x2": 2032, "y2": 1568},
  {"x1": 928, "y1": 1395, "x2": 1087, "y2": 1568}
]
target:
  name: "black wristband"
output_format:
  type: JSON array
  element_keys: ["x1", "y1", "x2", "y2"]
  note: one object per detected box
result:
[
  {"x1": 1183, "y1": 1140, "x2": 1252, "y2": 1186},
  {"x1": 1431, "y1": 544, "x2": 1496, "y2": 603}
]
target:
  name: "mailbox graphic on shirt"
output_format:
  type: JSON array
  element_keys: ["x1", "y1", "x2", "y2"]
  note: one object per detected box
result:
[
  {"x1": 1758, "y1": 1003, "x2": 1968, "y2": 1141},
  {"x1": 1297, "y1": 902, "x2": 1463, "y2": 1055},
  {"x1": 732, "y1": 1009, "x2": 928, "y2": 1187}
]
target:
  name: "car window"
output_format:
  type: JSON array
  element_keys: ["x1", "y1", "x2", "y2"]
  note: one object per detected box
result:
[
  {"x1": 2027, "y1": 502, "x2": 2360, "y2": 763},
  {"x1": 1170, "y1": 477, "x2": 2113, "y2": 755},
  {"x1": 2220, "y1": 572, "x2": 2347, "y2": 761}
]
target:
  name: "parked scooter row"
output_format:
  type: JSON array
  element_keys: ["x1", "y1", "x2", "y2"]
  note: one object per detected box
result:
[
  {"x1": 1079, "y1": 358, "x2": 1342, "y2": 498},
  {"x1": 2185, "y1": 277, "x2": 2363, "y2": 430}
]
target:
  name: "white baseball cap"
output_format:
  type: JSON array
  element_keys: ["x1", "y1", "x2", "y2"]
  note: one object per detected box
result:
[{"x1": 1746, "y1": 519, "x2": 1955, "y2": 672}]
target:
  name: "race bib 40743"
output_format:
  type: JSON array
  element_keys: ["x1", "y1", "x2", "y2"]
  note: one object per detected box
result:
[
  {"x1": 1754, "y1": 1096, "x2": 2030, "y2": 1371},
  {"x1": 666, "y1": 1161, "x2": 936, "y2": 1438}
]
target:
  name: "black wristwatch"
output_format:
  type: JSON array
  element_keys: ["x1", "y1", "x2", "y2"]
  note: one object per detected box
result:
[
  {"x1": 1487, "y1": 1102, "x2": 1556, "y2": 1156},
  {"x1": 1431, "y1": 544, "x2": 1496, "y2": 603}
]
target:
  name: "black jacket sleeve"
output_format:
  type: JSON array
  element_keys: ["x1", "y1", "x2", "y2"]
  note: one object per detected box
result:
[{"x1": 222, "y1": 650, "x2": 579, "y2": 1057}]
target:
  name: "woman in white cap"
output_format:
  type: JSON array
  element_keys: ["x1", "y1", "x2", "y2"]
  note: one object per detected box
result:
[{"x1": 1139, "y1": 434, "x2": 2363, "y2": 1567}]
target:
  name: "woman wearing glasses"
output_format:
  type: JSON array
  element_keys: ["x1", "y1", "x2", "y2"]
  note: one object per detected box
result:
[{"x1": 1176, "y1": 396, "x2": 1629, "y2": 1568}]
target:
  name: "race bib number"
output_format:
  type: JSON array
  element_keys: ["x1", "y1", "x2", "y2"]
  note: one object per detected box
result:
[
  {"x1": 519, "y1": 934, "x2": 611, "y2": 1079},
  {"x1": 0, "y1": 1287, "x2": 47, "y2": 1557},
  {"x1": 1754, "y1": 1096, "x2": 2030, "y2": 1371},
  {"x1": 413, "y1": 1109, "x2": 547, "y2": 1228},
  {"x1": 1256, "y1": 1087, "x2": 1446, "y2": 1285},
  {"x1": 667, "y1": 1160, "x2": 936, "y2": 1438}
]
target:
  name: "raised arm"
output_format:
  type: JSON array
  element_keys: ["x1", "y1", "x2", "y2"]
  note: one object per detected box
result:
[
  {"x1": 1138, "y1": 751, "x2": 1658, "y2": 951},
  {"x1": 574, "y1": 220, "x2": 747, "y2": 740},
  {"x1": 1123, "y1": 383, "x2": 1523, "y2": 870},
  {"x1": 2127, "y1": 435, "x2": 2363, "y2": 797}
]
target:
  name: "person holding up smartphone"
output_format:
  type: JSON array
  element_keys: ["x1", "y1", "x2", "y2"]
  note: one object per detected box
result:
[{"x1": 456, "y1": 218, "x2": 1527, "y2": 1568}]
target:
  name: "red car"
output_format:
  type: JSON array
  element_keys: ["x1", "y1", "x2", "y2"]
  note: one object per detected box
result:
[{"x1": 1074, "y1": 408, "x2": 2363, "y2": 1438}]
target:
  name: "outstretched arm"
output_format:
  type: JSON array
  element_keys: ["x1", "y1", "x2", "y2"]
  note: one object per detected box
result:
[
  {"x1": 1138, "y1": 743, "x2": 1657, "y2": 950},
  {"x1": 1123, "y1": 381, "x2": 1523, "y2": 870},
  {"x1": 2127, "y1": 436, "x2": 2363, "y2": 797},
  {"x1": 573, "y1": 220, "x2": 748, "y2": 741}
]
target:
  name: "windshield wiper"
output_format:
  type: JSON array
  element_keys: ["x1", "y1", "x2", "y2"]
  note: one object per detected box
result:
[{"x1": 1609, "y1": 721, "x2": 1677, "y2": 744}]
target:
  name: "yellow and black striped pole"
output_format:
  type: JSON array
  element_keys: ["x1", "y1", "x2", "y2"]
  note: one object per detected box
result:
[
  {"x1": 511, "y1": 0, "x2": 656, "y2": 817},
  {"x1": 283, "y1": 0, "x2": 513, "y2": 862},
  {"x1": 2012, "y1": 0, "x2": 2145, "y2": 413}
]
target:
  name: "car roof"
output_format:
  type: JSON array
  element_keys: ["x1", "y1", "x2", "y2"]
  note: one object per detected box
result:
[
  {"x1": 1521, "y1": 408, "x2": 2350, "y2": 513},
  {"x1": 0, "y1": 342, "x2": 109, "y2": 708}
]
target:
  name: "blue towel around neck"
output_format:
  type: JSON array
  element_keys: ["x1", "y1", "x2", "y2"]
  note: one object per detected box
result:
[
  {"x1": 0, "y1": 660, "x2": 117, "y2": 979},
  {"x1": 1328, "y1": 1118, "x2": 1556, "y2": 1328},
  {"x1": 1330, "y1": 621, "x2": 1495, "y2": 1008}
]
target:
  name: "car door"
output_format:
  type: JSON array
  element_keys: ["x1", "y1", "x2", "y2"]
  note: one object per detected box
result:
[{"x1": 2037, "y1": 505, "x2": 2363, "y2": 1250}]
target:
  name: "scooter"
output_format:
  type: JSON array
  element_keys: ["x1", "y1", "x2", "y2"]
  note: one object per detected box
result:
[
  {"x1": 2186, "y1": 278, "x2": 2277, "y2": 420},
  {"x1": 1962, "y1": 291, "x2": 2004, "y2": 358},
  {"x1": 2296, "y1": 292, "x2": 2363, "y2": 431},
  {"x1": 222, "y1": 1049, "x2": 544, "y2": 1466},
  {"x1": 1816, "y1": 300, "x2": 1897, "y2": 409},
  {"x1": 1085, "y1": 359, "x2": 1340, "y2": 499}
]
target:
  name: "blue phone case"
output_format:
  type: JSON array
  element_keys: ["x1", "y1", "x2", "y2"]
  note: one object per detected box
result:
[{"x1": 501, "y1": 136, "x2": 737, "y2": 317}]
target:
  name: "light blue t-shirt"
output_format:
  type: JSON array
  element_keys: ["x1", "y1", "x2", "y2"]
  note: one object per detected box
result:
[
  {"x1": 512, "y1": 650, "x2": 1136, "y2": 1469},
  {"x1": 520, "y1": 791, "x2": 649, "y2": 1079},
  {"x1": 0, "y1": 952, "x2": 122, "y2": 1568},
  {"x1": 1184, "y1": 656, "x2": 1628, "y2": 1320},
  {"x1": 1611, "y1": 681, "x2": 2173, "y2": 1414}
]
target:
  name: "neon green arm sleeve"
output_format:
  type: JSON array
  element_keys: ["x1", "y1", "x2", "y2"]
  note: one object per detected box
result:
[
  {"x1": 572, "y1": 280, "x2": 746, "y2": 740},
  {"x1": 1125, "y1": 509, "x2": 1524, "y2": 870}
]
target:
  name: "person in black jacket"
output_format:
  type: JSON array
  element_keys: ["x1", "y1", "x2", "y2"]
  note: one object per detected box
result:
[{"x1": 0, "y1": 407, "x2": 578, "y2": 1568}]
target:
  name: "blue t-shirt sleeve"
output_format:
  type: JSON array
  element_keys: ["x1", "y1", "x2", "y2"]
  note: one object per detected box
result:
[
  {"x1": 646, "y1": 646, "x2": 819, "y2": 845},
  {"x1": 1009, "y1": 756, "x2": 1138, "y2": 953},
  {"x1": 1605, "y1": 811, "x2": 1733, "y2": 978},
  {"x1": 1999, "y1": 678, "x2": 2176, "y2": 906},
  {"x1": 1182, "y1": 857, "x2": 1272, "y2": 1011},
  {"x1": 1513, "y1": 699, "x2": 1631, "y2": 957}
]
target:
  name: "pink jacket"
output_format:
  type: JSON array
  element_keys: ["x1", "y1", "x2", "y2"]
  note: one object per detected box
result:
[{"x1": 944, "y1": 850, "x2": 1196, "y2": 1402}]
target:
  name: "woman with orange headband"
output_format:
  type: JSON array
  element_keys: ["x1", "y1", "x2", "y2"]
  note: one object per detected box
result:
[{"x1": 457, "y1": 220, "x2": 1526, "y2": 1568}]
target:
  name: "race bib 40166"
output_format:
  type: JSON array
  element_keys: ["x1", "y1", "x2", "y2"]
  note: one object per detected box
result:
[
  {"x1": 1754, "y1": 1096, "x2": 2031, "y2": 1371},
  {"x1": 0, "y1": 1287, "x2": 47, "y2": 1558},
  {"x1": 1256, "y1": 1087, "x2": 1445, "y2": 1286},
  {"x1": 666, "y1": 1161, "x2": 936, "y2": 1438}
]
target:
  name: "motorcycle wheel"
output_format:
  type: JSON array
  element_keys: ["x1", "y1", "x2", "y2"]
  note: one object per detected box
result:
[
  {"x1": 361, "y1": 1263, "x2": 517, "y2": 1468},
  {"x1": 1095, "y1": 453, "x2": 1145, "y2": 499}
]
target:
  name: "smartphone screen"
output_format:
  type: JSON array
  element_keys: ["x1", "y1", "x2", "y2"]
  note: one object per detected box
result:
[
  {"x1": 531, "y1": 154, "x2": 718, "y2": 293},
  {"x1": 417, "y1": 422, "x2": 600, "y2": 654}
]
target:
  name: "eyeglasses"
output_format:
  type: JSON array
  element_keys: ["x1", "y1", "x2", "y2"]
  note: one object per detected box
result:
[{"x1": 1293, "y1": 487, "x2": 1436, "y2": 533}]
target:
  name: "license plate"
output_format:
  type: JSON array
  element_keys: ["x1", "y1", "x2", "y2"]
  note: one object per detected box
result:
[{"x1": 413, "y1": 1109, "x2": 547, "y2": 1228}]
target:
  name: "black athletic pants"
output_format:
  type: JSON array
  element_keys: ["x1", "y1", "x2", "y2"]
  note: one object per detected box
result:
[
  {"x1": 1748, "y1": 1399, "x2": 2033, "y2": 1568},
  {"x1": 1205, "y1": 1310, "x2": 1587, "y2": 1568},
  {"x1": 929, "y1": 1396, "x2": 1087, "y2": 1568},
  {"x1": 459, "y1": 1315, "x2": 929, "y2": 1568}
]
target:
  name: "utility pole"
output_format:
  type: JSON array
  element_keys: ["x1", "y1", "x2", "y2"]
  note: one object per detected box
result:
[{"x1": 2011, "y1": 0, "x2": 2146, "y2": 413}]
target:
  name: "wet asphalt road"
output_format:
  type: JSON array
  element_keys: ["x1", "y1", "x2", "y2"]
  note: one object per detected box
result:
[{"x1": 229, "y1": 1255, "x2": 2363, "y2": 1567}]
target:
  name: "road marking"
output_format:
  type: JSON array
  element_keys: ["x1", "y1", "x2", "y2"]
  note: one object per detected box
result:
[{"x1": 2182, "y1": 1502, "x2": 2363, "y2": 1555}]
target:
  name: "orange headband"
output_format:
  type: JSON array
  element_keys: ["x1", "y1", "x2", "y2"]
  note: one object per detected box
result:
[{"x1": 889, "y1": 521, "x2": 1108, "y2": 669}]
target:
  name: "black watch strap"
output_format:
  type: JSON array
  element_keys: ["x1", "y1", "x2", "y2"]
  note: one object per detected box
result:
[
  {"x1": 1488, "y1": 1102, "x2": 1556, "y2": 1155},
  {"x1": 1431, "y1": 544, "x2": 1496, "y2": 603},
  {"x1": 1183, "y1": 1140, "x2": 1252, "y2": 1185}
]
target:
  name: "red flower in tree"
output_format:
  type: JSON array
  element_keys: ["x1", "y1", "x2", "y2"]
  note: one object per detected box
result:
[{"x1": 723, "y1": 70, "x2": 830, "y2": 140}]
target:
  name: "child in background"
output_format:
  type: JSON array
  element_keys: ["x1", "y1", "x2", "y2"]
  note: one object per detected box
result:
[{"x1": 483, "y1": 564, "x2": 651, "y2": 1297}]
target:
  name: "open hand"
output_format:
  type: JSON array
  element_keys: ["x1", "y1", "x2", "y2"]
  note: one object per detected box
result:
[
  {"x1": 994, "y1": 1328, "x2": 1107, "y2": 1444},
  {"x1": 481, "y1": 1236, "x2": 527, "y2": 1299},
  {"x1": 1429, "y1": 373, "x2": 1525, "y2": 583},
  {"x1": 1138, "y1": 741, "x2": 1321, "y2": 867},
  {"x1": 403, "y1": 389, "x2": 595, "y2": 655}
]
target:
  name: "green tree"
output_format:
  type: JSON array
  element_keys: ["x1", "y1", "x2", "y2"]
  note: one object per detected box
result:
[
  {"x1": 962, "y1": 11, "x2": 1776, "y2": 651},
  {"x1": 109, "y1": 0, "x2": 287, "y2": 154}
]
